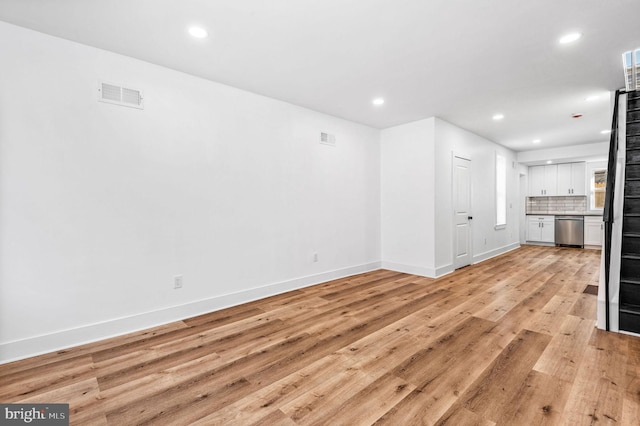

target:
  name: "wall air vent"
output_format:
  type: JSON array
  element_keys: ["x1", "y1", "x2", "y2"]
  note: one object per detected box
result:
[
  {"x1": 320, "y1": 132, "x2": 336, "y2": 146},
  {"x1": 98, "y1": 82, "x2": 144, "y2": 109}
]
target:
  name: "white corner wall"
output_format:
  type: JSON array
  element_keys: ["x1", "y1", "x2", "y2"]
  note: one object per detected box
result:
[
  {"x1": 0, "y1": 22, "x2": 381, "y2": 362},
  {"x1": 380, "y1": 118, "x2": 437, "y2": 276},
  {"x1": 380, "y1": 118, "x2": 520, "y2": 279},
  {"x1": 433, "y1": 119, "x2": 520, "y2": 270}
]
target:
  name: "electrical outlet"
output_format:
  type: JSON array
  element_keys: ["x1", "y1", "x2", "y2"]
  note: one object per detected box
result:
[
  {"x1": 313, "y1": 253, "x2": 318, "y2": 262},
  {"x1": 174, "y1": 275, "x2": 183, "y2": 289}
]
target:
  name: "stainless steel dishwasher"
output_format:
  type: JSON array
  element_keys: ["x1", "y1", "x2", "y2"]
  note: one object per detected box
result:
[{"x1": 555, "y1": 216, "x2": 584, "y2": 248}]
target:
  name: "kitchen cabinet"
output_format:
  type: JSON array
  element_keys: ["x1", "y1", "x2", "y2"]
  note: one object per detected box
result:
[
  {"x1": 529, "y1": 166, "x2": 544, "y2": 196},
  {"x1": 557, "y1": 162, "x2": 586, "y2": 195},
  {"x1": 528, "y1": 165, "x2": 558, "y2": 196},
  {"x1": 528, "y1": 162, "x2": 587, "y2": 197},
  {"x1": 584, "y1": 216, "x2": 604, "y2": 246},
  {"x1": 527, "y1": 216, "x2": 555, "y2": 243}
]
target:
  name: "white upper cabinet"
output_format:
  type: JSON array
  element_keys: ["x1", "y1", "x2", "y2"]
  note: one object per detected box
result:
[
  {"x1": 544, "y1": 165, "x2": 558, "y2": 196},
  {"x1": 528, "y1": 164, "x2": 558, "y2": 196},
  {"x1": 529, "y1": 166, "x2": 545, "y2": 196},
  {"x1": 556, "y1": 162, "x2": 586, "y2": 196},
  {"x1": 528, "y1": 162, "x2": 585, "y2": 196}
]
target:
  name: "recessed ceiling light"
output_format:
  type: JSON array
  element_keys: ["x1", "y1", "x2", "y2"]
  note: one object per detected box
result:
[
  {"x1": 492, "y1": 114, "x2": 504, "y2": 121},
  {"x1": 601, "y1": 129, "x2": 611, "y2": 134},
  {"x1": 188, "y1": 26, "x2": 208, "y2": 39},
  {"x1": 372, "y1": 98, "x2": 385, "y2": 106},
  {"x1": 546, "y1": 160, "x2": 553, "y2": 164},
  {"x1": 559, "y1": 32, "x2": 582, "y2": 44},
  {"x1": 533, "y1": 139, "x2": 541, "y2": 144}
]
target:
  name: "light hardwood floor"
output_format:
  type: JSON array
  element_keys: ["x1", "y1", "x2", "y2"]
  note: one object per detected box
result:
[{"x1": 1, "y1": 245, "x2": 639, "y2": 425}]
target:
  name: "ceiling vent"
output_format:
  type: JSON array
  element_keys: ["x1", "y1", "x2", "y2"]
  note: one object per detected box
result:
[
  {"x1": 623, "y1": 49, "x2": 640, "y2": 91},
  {"x1": 320, "y1": 132, "x2": 336, "y2": 146},
  {"x1": 98, "y1": 82, "x2": 144, "y2": 109}
]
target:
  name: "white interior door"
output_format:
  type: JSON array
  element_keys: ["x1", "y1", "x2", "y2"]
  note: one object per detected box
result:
[{"x1": 453, "y1": 156, "x2": 472, "y2": 269}]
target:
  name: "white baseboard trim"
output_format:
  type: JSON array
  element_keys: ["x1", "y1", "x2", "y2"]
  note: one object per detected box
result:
[
  {"x1": 382, "y1": 244, "x2": 522, "y2": 279},
  {"x1": 596, "y1": 241, "x2": 618, "y2": 333},
  {"x1": 472, "y1": 242, "x2": 520, "y2": 264},
  {"x1": 380, "y1": 261, "x2": 437, "y2": 278},
  {"x1": 0, "y1": 261, "x2": 381, "y2": 364},
  {"x1": 597, "y1": 296, "x2": 619, "y2": 332}
]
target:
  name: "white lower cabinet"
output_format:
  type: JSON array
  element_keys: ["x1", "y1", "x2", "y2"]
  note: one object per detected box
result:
[
  {"x1": 584, "y1": 216, "x2": 604, "y2": 246},
  {"x1": 526, "y1": 216, "x2": 555, "y2": 243}
]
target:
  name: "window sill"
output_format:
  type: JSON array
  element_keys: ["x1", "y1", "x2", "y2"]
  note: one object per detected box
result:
[{"x1": 495, "y1": 224, "x2": 506, "y2": 230}]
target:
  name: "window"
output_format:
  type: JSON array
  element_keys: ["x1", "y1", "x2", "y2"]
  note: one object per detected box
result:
[
  {"x1": 622, "y1": 49, "x2": 640, "y2": 92},
  {"x1": 591, "y1": 169, "x2": 607, "y2": 210},
  {"x1": 496, "y1": 153, "x2": 507, "y2": 228}
]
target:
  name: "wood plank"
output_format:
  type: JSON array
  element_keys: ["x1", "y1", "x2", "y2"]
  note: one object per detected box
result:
[
  {"x1": 373, "y1": 317, "x2": 506, "y2": 424},
  {"x1": 493, "y1": 370, "x2": 571, "y2": 425},
  {"x1": 187, "y1": 354, "x2": 348, "y2": 425},
  {"x1": 525, "y1": 294, "x2": 577, "y2": 336},
  {"x1": 0, "y1": 355, "x2": 96, "y2": 401},
  {"x1": 103, "y1": 334, "x2": 312, "y2": 425},
  {"x1": 96, "y1": 318, "x2": 287, "y2": 390},
  {"x1": 246, "y1": 409, "x2": 297, "y2": 426},
  {"x1": 306, "y1": 373, "x2": 415, "y2": 426},
  {"x1": 91, "y1": 308, "x2": 264, "y2": 363},
  {"x1": 569, "y1": 292, "x2": 597, "y2": 318},
  {"x1": 623, "y1": 337, "x2": 640, "y2": 425},
  {"x1": 94, "y1": 352, "x2": 223, "y2": 415},
  {"x1": 0, "y1": 322, "x2": 190, "y2": 380},
  {"x1": 433, "y1": 407, "x2": 496, "y2": 426},
  {"x1": 278, "y1": 365, "x2": 372, "y2": 424},
  {"x1": 533, "y1": 315, "x2": 595, "y2": 383},
  {"x1": 9, "y1": 377, "x2": 107, "y2": 426},
  {"x1": 0, "y1": 246, "x2": 631, "y2": 426},
  {"x1": 319, "y1": 272, "x2": 412, "y2": 300},
  {"x1": 437, "y1": 329, "x2": 551, "y2": 423},
  {"x1": 336, "y1": 295, "x2": 473, "y2": 379},
  {"x1": 561, "y1": 345, "x2": 626, "y2": 425}
]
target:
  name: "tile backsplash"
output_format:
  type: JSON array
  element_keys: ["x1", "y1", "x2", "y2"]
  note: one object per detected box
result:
[{"x1": 526, "y1": 196, "x2": 587, "y2": 214}]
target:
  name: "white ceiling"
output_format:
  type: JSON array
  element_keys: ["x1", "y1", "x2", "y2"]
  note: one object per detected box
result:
[{"x1": 0, "y1": 0, "x2": 638, "y2": 152}]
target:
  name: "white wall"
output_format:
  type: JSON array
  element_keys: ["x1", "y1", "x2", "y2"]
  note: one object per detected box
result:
[
  {"x1": 380, "y1": 118, "x2": 436, "y2": 276},
  {"x1": 0, "y1": 22, "x2": 526, "y2": 363},
  {"x1": 434, "y1": 119, "x2": 520, "y2": 270},
  {"x1": 517, "y1": 142, "x2": 608, "y2": 165},
  {"x1": 380, "y1": 117, "x2": 520, "y2": 278},
  {"x1": 0, "y1": 22, "x2": 381, "y2": 362}
]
